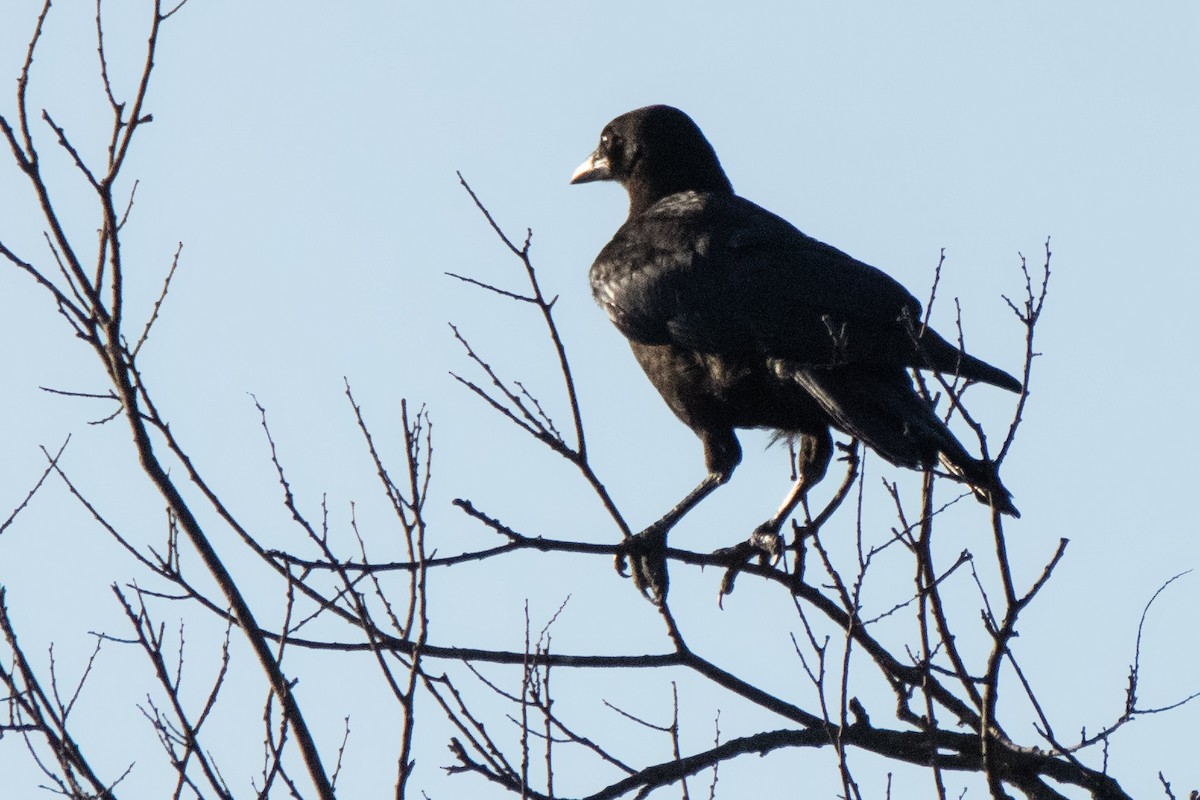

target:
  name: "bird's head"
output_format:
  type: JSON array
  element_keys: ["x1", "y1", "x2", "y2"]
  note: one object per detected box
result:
[{"x1": 571, "y1": 105, "x2": 733, "y2": 216}]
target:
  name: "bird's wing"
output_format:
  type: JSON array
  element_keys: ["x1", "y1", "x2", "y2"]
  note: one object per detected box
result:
[
  {"x1": 791, "y1": 362, "x2": 1019, "y2": 515},
  {"x1": 589, "y1": 192, "x2": 925, "y2": 368}
]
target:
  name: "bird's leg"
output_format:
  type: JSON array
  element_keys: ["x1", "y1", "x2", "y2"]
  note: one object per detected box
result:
[
  {"x1": 717, "y1": 431, "x2": 833, "y2": 598},
  {"x1": 757, "y1": 430, "x2": 834, "y2": 556},
  {"x1": 617, "y1": 430, "x2": 741, "y2": 604},
  {"x1": 617, "y1": 471, "x2": 728, "y2": 603}
]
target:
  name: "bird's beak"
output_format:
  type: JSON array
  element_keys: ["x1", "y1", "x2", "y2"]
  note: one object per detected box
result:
[{"x1": 570, "y1": 150, "x2": 611, "y2": 184}]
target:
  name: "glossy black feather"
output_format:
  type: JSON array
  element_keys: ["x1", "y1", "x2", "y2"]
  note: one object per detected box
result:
[{"x1": 573, "y1": 105, "x2": 1019, "y2": 517}]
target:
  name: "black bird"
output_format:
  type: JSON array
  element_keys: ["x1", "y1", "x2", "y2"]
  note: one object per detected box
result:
[{"x1": 571, "y1": 105, "x2": 1019, "y2": 601}]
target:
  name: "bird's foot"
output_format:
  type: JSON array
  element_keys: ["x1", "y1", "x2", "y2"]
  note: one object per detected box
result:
[
  {"x1": 615, "y1": 524, "x2": 670, "y2": 604},
  {"x1": 749, "y1": 525, "x2": 785, "y2": 563},
  {"x1": 713, "y1": 522, "x2": 784, "y2": 600}
]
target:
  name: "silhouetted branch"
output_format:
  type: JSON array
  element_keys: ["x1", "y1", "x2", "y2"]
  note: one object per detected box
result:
[{"x1": 1, "y1": 6, "x2": 1188, "y2": 798}]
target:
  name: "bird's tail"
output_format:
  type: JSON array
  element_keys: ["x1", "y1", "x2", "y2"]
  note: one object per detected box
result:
[
  {"x1": 950, "y1": 350, "x2": 1024, "y2": 395},
  {"x1": 938, "y1": 453, "x2": 1020, "y2": 518},
  {"x1": 914, "y1": 329, "x2": 1023, "y2": 393}
]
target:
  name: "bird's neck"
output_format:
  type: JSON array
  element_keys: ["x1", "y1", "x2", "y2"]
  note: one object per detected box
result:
[{"x1": 626, "y1": 171, "x2": 734, "y2": 218}]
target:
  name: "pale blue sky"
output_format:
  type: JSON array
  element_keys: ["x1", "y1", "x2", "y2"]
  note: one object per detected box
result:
[{"x1": 2, "y1": 3, "x2": 1198, "y2": 797}]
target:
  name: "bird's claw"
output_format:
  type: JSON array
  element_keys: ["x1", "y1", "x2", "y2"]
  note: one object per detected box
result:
[
  {"x1": 615, "y1": 525, "x2": 669, "y2": 604},
  {"x1": 715, "y1": 524, "x2": 784, "y2": 599}
]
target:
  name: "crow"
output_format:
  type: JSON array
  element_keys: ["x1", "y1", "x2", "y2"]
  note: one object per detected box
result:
[{"x1": 571, "y1": 105, "x2": 1019, "y2": 602}]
